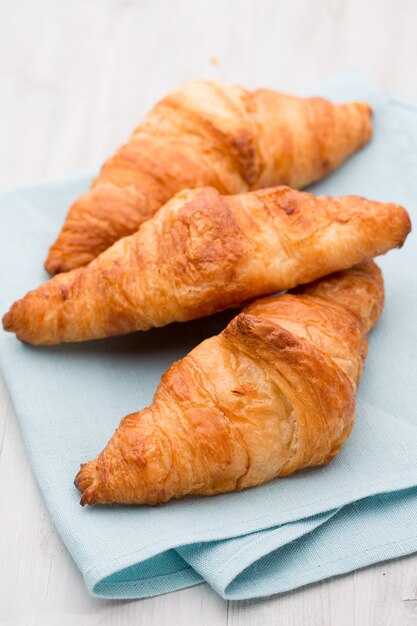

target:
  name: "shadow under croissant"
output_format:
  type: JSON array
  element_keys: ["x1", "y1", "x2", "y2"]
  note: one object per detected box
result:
[
  {"x1": 75, "y1": 464, "x2": 329, "y2": 511},
  {"x1": 22, "y1": 307, "x2": 241, "y2": 359}
]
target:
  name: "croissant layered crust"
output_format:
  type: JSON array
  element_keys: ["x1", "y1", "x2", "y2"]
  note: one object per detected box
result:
[
  {"x1": 45, "y1": 81, "x2": 373, "y2": 273},
  {"x1": 75, "y1": 261, "x2": 384, "y2": 505},
  {"x1": 3, "y1": 186, "x2": 409, "y2": 345}
]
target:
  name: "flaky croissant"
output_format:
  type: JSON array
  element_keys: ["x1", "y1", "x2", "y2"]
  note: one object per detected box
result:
[
  {"x1": 45, "y1": 81, "x2": 373, "y2": 274},
  {"x1": 3, "y1": 186, "x2": 410, "y2": 345},
  {"x1": 75, "y1": 260, "x2": 384, "y2": 505}
]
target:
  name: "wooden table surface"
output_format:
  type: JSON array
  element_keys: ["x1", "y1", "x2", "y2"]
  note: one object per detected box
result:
[{"x1": 1, "y1": 1, "x2": 417, "y2": 624}]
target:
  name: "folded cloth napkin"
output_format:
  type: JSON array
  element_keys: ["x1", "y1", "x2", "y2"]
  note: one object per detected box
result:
[{"x1": 1, "y1": 68, "x2": 417, "y2": 600}]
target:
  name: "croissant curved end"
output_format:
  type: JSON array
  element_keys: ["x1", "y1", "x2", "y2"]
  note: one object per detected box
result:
[
  {"x1": 2, "y1": 301, "x2": 40, "y2": 344},
  {"x1": 357, "y1": 101, "x2": 373, "y2": 132},
  {"x1": 357, "y1": 101, "x2": 373, "y2": 118},
  {"x1": 45, "y1": 247, "x2": 97, "y2": 276},
  {"x1": 74, "y1": 462, "x2": 100, "y2": 506},
  {"x1": 2, "y1": 310, "x2": 13, "y2": 332},
  {"x1": 44, "y1": 255, "x2": 65, "y2": 276},
  {"x1": 2, "y1": 303, "x2": 29, "y2": 342}
]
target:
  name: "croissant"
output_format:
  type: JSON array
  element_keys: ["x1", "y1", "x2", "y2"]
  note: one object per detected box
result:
[
  {"x1": 45, "y1": 81, "x2": 373, "y2": 274},
  {"x1": 3, "y1": 186, "x2": 410, "y2": 345},
  {"x1": 75, "y1": 260, "x2": 384, "y2": 505}
]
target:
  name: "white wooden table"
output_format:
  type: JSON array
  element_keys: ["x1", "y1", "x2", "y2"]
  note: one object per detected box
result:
[{"x1": 1, "y1": 1, "x2": 417, "y2": 624}]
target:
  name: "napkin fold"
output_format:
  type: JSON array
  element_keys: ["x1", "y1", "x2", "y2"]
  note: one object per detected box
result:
[{"x1": 1, "y1": 68, "x2": 416, "y2": 600}]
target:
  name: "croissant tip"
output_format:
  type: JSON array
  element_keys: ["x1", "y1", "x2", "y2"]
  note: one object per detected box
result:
[
  {"x1": 44, "y1": 255, "x2": 63, "y2": 276},
  {"x1": 359, "y1": 101, "x2": 373, "y2": 116},
  {"x1": 79, "y1": 488, "x2": 93, "y2": 507},
  {"x1": 2, "y1": 305, "x2": 24, "y2": 339},
  {"x1": 402, "y1": 209, "x2": 412, "y2": 238},
  {"x1": 3, "y1": 302, "x2": 38, "y2": 344},
  {"x1": 74, "y1": 462, "x2": 99, "y2": 506},
  {"x1": 2, "y1": 310, "x2": 13, "y2": 332},
  {"x1": 45, "y1": 250, "x2": 97, "y2": 275}
]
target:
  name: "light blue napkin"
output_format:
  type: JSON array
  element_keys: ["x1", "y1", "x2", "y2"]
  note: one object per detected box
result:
[{"x1": 1, "y1": 68, "x2": 416, "y2": 600}]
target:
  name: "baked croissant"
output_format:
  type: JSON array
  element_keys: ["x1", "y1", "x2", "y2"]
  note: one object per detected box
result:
[
  {"x1": 45, "y1": 81, "x2": 373, "y2": 274},
  {"x1": 3, "y1": 186, "x2": 410, "y2": 345},
  {"x1": 75, "y1": 260, "x2": 384, "y2": 505}
]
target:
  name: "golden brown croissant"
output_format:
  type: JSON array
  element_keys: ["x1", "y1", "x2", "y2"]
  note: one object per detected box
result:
[
  {"x1": 3, "y1": 186, "x2": 410, "y2": 345},
  {"x1": 45, "y1": 81, "x2": 373, "y2": 274},
  {"x1": 75, "y1": 260, "x2": 384, "y2": 505}
]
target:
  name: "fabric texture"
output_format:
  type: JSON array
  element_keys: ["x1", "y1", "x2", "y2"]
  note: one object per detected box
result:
[{"x1": 0, "y1": 68, "x2": 416, "y2": 600}]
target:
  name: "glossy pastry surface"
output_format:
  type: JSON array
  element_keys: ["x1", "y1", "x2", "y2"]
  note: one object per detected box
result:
[
  {"x1": 45, "y1": 81, "x2": 373, "y2": 274},
  {"x1": 3, "y1": 187, "x2": 410, "y2": 344},
  {"x1": 3, "y1": 186, "x2": 409, "y2": 345}
]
